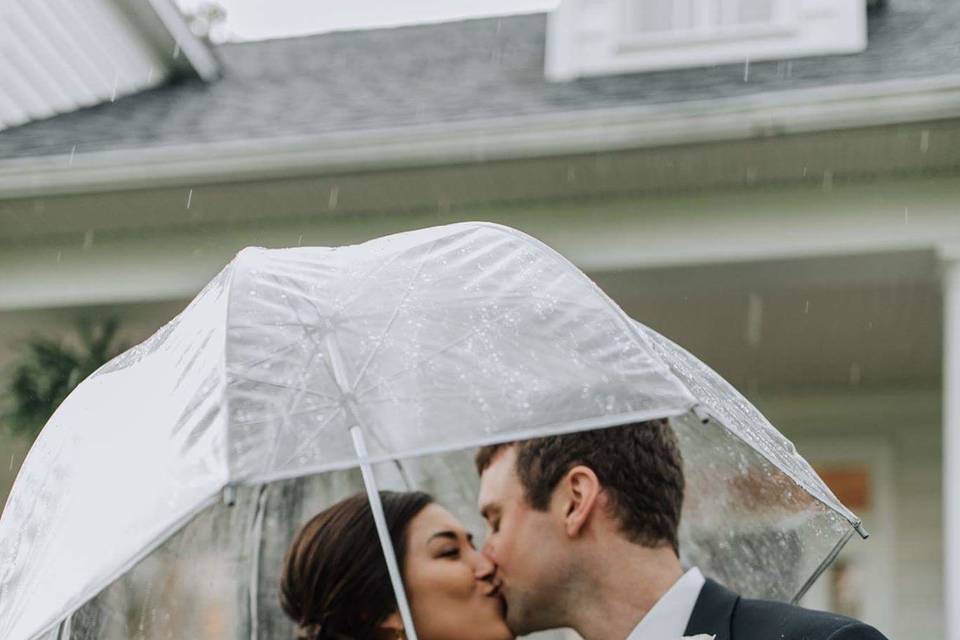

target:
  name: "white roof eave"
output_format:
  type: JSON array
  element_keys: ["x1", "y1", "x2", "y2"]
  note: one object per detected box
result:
[
  {"x1": 1, "y1": 73, "x2": 959, "y2": 199},
  {"x1": 141, "y1": 0, "x2": 221, "y2": 82}
]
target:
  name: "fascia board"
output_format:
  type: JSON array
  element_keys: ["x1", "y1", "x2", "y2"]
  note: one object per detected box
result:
[
  {"x1": 2, "y1": 74, "x2": 960, "y2": 199},
  {"x1": 132, "y1": 0, "x2": 221, "y2": 81}
]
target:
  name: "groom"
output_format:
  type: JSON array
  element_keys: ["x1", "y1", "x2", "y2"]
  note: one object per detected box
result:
[{"x1": 475, "y1": 420, "x2": 888, "y2": 640}]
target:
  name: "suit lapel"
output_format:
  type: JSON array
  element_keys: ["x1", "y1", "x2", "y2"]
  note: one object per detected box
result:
[{"x1": 683, "y1": 578, "x2": 738, "y2": 640}]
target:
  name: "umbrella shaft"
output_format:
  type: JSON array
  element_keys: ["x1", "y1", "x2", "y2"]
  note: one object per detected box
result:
[{"x1": 351, "y1": 426, "x2": 420, "y2": 640}]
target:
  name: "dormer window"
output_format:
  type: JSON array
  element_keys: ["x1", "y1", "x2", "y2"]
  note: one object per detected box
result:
[
  {"x1": 546, "y1": 0, "x2": 867, "y2": 81},
  {"x1": 622, "y1": 0, "x2": 785, "y2": 40}
]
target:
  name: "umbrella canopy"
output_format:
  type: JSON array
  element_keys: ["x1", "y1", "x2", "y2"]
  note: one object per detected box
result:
[{"x1": 0, "y1": 222, "x2": 862, "y2": 640}]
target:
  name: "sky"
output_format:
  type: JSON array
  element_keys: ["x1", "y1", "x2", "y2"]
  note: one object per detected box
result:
[{"x1": 174, "y1": 0, "x2": 560, "y2": 42}]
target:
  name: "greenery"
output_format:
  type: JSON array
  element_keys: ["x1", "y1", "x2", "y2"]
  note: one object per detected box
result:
[{"x1": 2, "y1": 318, "x2": 126, "y2": 438}]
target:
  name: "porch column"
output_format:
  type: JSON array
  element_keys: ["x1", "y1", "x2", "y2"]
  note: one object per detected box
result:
[{"x1": 942, "y1": 247, "x2": 960, "y2": 640}]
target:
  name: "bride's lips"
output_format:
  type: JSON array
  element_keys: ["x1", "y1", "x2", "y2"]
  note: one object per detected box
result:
[{"x1": 482, "y1": 577, "x2": 503, "y2": 598}]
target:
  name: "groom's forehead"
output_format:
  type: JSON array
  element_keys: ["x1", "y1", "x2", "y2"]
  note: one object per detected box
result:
[{"x1": 478, "y1": 445, "x2": 521, "y2": 509}]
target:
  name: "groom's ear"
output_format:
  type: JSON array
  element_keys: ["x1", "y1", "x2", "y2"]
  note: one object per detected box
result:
[{"x1": 558, "y1": 464, "x2": 601, "y2": 538}]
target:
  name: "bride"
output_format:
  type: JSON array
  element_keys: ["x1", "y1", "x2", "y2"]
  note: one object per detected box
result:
[{"x1": 280, "y1": 490, "x2": 514, "y2": 640}]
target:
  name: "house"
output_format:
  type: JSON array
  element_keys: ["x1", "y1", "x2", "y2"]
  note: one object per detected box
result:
[{"x1": 1, "y1": 0, "x2": 959, "y2": 638}]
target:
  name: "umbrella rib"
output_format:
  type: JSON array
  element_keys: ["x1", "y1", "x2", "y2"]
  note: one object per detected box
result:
[
  {"x1": 264, "y1": 346, "x2": 329, "y2": 472},
  {"x1": 332, "y1": 243, "x2": 426, "y2": 315},
  {"x1": 355, "y1": 253, "x2": 544, "y2": 400},
  {"x1": 231, "y1": 403, "x2": 340, "y2": 428},
  {"x1": 269, "y1": 273, "x2": 332, "y2": 346},
  {"x1": 355, "y1": 304, "x2": 520, "y2": 400},
  {"x1": 350, "y1": 239, "x2": 439, "y2": 393},
  {"x1": 228, "y1": 339, "x2": 304, "y2": 372},
  {"x1": 271, "y1": 406, "x2": 345, "y2": 470},
  {"x1": 228, "y1": 373, "x2": 338, "y2": 402}
]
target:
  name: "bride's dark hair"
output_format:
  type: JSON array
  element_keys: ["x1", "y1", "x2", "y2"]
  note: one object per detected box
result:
[{"x1": 280, "y1": 491, "x2": 434, "y2": 640}]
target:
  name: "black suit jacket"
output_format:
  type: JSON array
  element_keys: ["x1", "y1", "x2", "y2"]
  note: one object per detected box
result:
[{"x1": 683, "y1": 579, "x2": 889, "y2": 640}]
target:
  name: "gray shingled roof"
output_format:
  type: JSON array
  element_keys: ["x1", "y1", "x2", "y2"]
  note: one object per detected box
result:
[{"x1": 1, "y1": 1, "x2": 958, "y2": 160}]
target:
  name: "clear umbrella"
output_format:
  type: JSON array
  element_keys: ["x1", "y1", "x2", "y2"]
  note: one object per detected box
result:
[{"x1": 0, "y1": 222, "x2": 865, "y2": 640}]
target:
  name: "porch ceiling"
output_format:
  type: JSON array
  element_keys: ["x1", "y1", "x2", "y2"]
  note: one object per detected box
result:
[{"x1": 595, "y1": 250, "x2": 941, "y2": 392}]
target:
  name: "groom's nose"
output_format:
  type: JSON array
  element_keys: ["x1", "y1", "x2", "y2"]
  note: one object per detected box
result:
[
  {"x1": 471, "y1": 547, "x2": 497, "y2": 580},
  {"x1": 481, "y1": 536, "x2": 494, "y2": 559}
]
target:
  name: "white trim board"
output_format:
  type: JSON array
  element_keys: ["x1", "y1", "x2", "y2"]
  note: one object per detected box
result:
[{"x1": 2, "y1": 74, "x2": 960, "y2": 199}]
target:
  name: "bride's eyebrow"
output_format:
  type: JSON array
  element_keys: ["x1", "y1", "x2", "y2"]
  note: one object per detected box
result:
[{"x1": 427, "y1": 531, "x2": 459, "y2": 544}]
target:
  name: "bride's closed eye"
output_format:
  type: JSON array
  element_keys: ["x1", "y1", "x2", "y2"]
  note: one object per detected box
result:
[{"x1": 437, "y1": 547, "x2": 461, "y2": 559}]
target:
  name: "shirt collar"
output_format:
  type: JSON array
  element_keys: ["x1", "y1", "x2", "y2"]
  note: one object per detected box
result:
[{"x1": 625, "y1": 567, "x2": 706, "y2": 640}]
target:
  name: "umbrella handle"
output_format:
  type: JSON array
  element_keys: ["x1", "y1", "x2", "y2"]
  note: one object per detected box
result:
[{"x1": 351, "y1": 426, "x2": 420, "y2": 640}]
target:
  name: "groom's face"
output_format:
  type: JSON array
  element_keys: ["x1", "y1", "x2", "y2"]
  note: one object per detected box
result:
[{"x1": 478, "y1": 446, "x2": 569, "y2": 634}]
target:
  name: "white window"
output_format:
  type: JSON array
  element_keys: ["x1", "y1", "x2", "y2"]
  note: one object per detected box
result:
[
  {"x1": 622, "y1": 0, "x2": 787, "y2": 39},
  {"x1": 545, "y1": 0, "x2": 867, "y2": 81}
]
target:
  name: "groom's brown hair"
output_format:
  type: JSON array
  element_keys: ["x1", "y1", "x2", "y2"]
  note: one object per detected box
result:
[{"x1": 475, "y1": 419, "x2": 684, "y2": 555}]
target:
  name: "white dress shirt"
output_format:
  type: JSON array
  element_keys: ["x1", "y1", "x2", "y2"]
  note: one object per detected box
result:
[{"x1": 624, "y1": 567, "x2": 706, "y2": 640}]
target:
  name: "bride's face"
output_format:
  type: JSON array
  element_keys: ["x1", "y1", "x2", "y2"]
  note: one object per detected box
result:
[{"x1": 400, "y1": 504, "x2": 513, "y2": 640}]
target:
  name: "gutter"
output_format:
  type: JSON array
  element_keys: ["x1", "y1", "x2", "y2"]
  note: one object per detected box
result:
[{"x1": 2, "y1": 73, "x2": 960, "y2": 199}]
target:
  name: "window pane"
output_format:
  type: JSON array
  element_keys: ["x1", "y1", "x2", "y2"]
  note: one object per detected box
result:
[
  {"x1": 738, "y1": 0, "x2": 776, "y2": 24},
  {"x1": 628, "y1": 0, "x2": 676, "y2": 33}
]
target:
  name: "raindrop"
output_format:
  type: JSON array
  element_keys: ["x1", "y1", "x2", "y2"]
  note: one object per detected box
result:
[
  {"x1": 56, "y1": 250, "x2": 62, "y2": 263},
  {"x1": 186, "y1": 189, "x2": 193, "y2": 209},
  {"x1": 803, "y1": 300, "x2": 810, "y2": 314},
  {"x1": 9, "y1": 454, "x2": 14, "y2": 471},
  {"x1": 904, "y1": 207, "x2": 909, "y2": 225},
  {"x1": 566, "y1": 166, "x2": 576, "y2": 182},
  {"x1": 147, "y1": 67, "x2": 155, "y2": 84},
  {"x1": 82, "y1": 229, "x2": 95, "y2": 251},
  {"x1": 920, "y1": 129, "x2": 930, "y2": 153},
  {"x1": 849, "y1": 363, "x2": 861, "y2": 386},
  {"x1": 745, "y1": 167, "x2": 758, "y2": 184},
  {"x1": 438, "y1": 196, "x2": 451, "y2": 214},
  {"x1": 297, "y1": 234, "x2": 304, "y2": 246},
  {"x1": 328, "y1": 186, "x2": 339, "y2": 209},
  {"x1": 746, "y1": 293, "x2": 763, "y2": 347},
  {"x1": 68, "y1": 145, "x2": 77, "y2": 166},
  {"x1": 110, "y1": 73, "x2": 119, "y2": 102},
  {"x1": 821, "y1": 169, "x2": 834, "y2": 191},
  {"x1": 743, "y1": 57, "x2": 750, "y2": 82},
  {"x1": 173, "y1": 42, "x2": 181, "y2": 59}
]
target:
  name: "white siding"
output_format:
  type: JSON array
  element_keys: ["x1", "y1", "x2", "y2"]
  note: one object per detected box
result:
[
  {"x1": 763, "y1": 388, "x2": 943, "y2": 640},
  {"x1": 0, "y1": 0, "x2": 186, "y2": 130}
]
